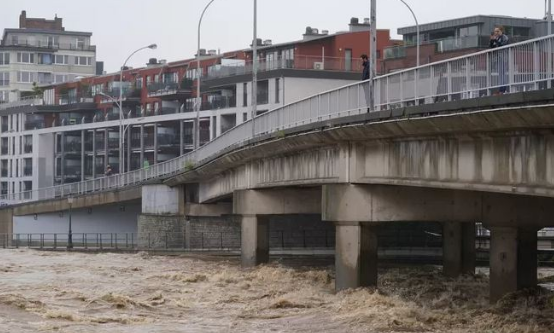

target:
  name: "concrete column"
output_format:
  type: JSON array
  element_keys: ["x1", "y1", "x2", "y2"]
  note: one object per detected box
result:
[
  {"x1": 140, "y1": 125, "x2": 144, "y2": 166},
  {"x1": 241, "y1": 215, "x2": 270, "y2": 267},
  {"x1": 92, "y1": 129, "x2": 96, "y2": 178},
  {"x1": 489, "y1": 227, "x2": 538, "y2": 303},
  {"x1": 179, "y1": 121, "x2": 184, "y2": 155},
  {"x1": 335, "y1": 222, "x2": 378, "y2": 291},
  {"x1": 153, "y1": 123, "x2": 158, "y2": 163},
  {"x1": 80, "y1": 130, "x2": 85, "y2": 181},
  {"x1": 0, "y1": 208, "x2": 13, "y2": 235},
  {"x1": 517, "y1": 228, "x2": 538, "y2": 290},
  {"x1": 462, "y1": 223, "x2": 476, "y2": 274},
  {"x1": 443, "y1": 222, "x2": 462, "y2": 277}
]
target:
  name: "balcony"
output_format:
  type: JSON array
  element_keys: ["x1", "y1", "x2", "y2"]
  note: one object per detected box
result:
[
  {"x1": 4, "y1": 40, "x2": 96, "y2": 52},
  {"x1": 0, "y1": 96, "x2": 43, "y2": 111},
  {"x1": 147, "y1": 78, "x2": 193, "y2": 99},
  {"x1": 63, "y1": 141, "x2": 82, "y2": 154},
  {"x1": 201, "y1": 95, "x2": 237, "y2": 110},
  {"x1": 25, "y1": 120, "x2": 45, "y2": 130},
  {"x1": 157, "y1": 133, "x2": 179, "y2": 147},
  {"x1": 203, "y1": 55, "x2": 363, "y2": 81},
  {"x1": 108, "y1": 138, "x2": 119, "y2": 149}
]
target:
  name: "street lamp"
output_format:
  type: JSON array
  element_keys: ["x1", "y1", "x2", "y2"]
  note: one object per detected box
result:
[
  {"x1": 98, "y1": 92, "x2": 133, "y2": 172},
  {"x1": 67, "y1": 197, "x2": 74, "y2": 249},
  {"x1": 119, "y1": 44, "x2": 157, "y2": 173},
  {"x1": 398, "y1": 0, "x2": 419, "y2": 67},
  {"x1": 252, "y1": 0, "x2": 258, "y2": 138},
  {"x1": 196, "y1": 0, "x2": 217, "y2": 150}
]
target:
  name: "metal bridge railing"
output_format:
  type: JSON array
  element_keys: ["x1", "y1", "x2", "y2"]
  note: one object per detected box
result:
[{"x1": 1, "y1": 35, "x2": 553, "y2": 205}]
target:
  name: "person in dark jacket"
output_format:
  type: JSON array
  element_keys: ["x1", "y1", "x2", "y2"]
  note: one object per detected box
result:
[
  {"x1": 361, "y1": 54, "x2": 370, "y2": 81},
  {"x1": 489, "y1": 26, "x2": 509, "y2": 94},
  {"x1": 361, "y1": 54, "x2": 371, "y2": 111}
]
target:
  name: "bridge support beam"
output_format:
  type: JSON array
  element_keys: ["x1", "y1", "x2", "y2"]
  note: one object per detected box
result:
[
  {"x1": 0, "y1": 208, "x2": 13, "y2": 235},
  {"x1": 138, "y1": 184, "x2": 185, "y2": 248},
  {"x1": 489, "y1": 227, "x2": 537, "y2": 303},
  {"x1": 233, "y1": 188, "x2": 321, "y2": 268},
  {"x1": 241, "y1": 215, "x2": 270, "y2": 267},
  {"x1": 443, "y1": 222, "x2": 476, "y2": 277},
  {"x1": 335, "y1": 222, "x2": 378, "y2": 291}
]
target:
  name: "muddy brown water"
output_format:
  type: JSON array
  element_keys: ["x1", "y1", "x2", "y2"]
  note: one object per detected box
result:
[{"x1": 0, "y1": 249, "x2": 553, "y2": 332}]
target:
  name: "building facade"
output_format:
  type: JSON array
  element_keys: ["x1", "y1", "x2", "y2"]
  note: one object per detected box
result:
[
  {"x1": 383, "y1": 15, "x2": 553, "y2": 72},
  {"x1": 0, "y1": 18, "x2": 393, "y2": 200},
  {"x1": 0, "y1": 11, "x2": 97, "y2": 104}
]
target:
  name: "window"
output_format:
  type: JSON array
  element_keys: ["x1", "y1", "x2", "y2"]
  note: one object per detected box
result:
[
  {"x1": 18, "y1": 71, "x2": 35, "y2": 83},
  {"x1": 0, "y1": 91, "x2": 8, "y2": 102},
  {"x1": 0, "y1": 53, "x2": 9, "y2": 65},
  {"x1": 54, "y1": 55, "x2": 69, "y2": 65},
  {"x1": 54, "y1": 74, "x2": 68, "y2": 84},
  {"x1": 0, "y1": 72, "x2": 9, "y2": 86},
  {"x1": 11, "y1": 36, "x2": 18, "y2": 45},
  {"x1": 17, "y1": 52, "x2": 34, "y2": 64},
  {"x1": 76, "y1": 37, "x2": 85, "y2": 49},
  {"x1": 46, "y1": 36, "x2": 59, "y2": 48},
  {"x1": 243, "y1": 83, "x2": 248, "y2": 107},
  {"x1": 146, "y1": 103, "x2": 152, "y2": 115},
  {"x1": 459, "y1": 25, "x2": 479, "y2": 37},
  {"x1": 76, "y1": 56, "x2": 92, "y2": 66},
  {"x1": 135, "y1": 77, "x2": 143, "y2": 89},
  {"x1": 154, "y1": 74, "x2": 160, "y2": 83},
  {"x1": 275, "y1": 78, "x2": 280, "y2": 103},
  {"x1": 38, "y1": 53, "x2": 53, "y2": 65}
]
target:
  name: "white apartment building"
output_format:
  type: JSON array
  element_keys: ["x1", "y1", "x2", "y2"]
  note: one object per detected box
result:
[{"x1": 0, "y1": 11, "x2": 97, "y2": 104}]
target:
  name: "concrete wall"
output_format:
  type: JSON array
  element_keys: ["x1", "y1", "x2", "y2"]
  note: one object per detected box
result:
[{"x1": 13, "y1": 202, "x2": 140, "y2": 234}]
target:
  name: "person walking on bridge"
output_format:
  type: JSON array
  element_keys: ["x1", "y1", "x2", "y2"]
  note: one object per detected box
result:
[
  {"x1": 361, "y1": 54, "x2": 371, "y2": 111},
  {"x1": 489, "y1": 26, "x2": 509, "y2": 94}
]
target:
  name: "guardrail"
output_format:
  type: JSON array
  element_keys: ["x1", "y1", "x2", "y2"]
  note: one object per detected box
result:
[{"x1": 1, "y1": 34, "x2": 553, "y2": 205}]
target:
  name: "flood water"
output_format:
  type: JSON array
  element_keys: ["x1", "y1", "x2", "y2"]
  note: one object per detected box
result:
[{"x1": 1, "y1": 249, "x2": 553, "y2": 332}]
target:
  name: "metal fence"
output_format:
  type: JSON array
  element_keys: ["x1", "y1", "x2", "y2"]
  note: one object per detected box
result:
[
  {"x1": 0, "y1": 232, "x2": 240, "y2": 251},
  {"x1": 1, "y1": 35, "x2": 553, "y2": 205}
]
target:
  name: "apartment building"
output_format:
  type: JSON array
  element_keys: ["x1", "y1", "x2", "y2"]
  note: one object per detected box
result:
[
  {"x1": 0, "y1": 18, "x2": 393, "y2": 200},
  {"x1": 383, "y1": 15, "x2": 553, "y2": 72},
  {"x1": 0, "y1": 11, "x2": 98, "y2": 104}
]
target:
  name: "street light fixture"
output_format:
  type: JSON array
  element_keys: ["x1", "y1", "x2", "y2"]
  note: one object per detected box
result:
[
  {"x1": 119, "y1": 44, "x2": 157, "y2": 173},
  {"x1": 398, "y1": 0, "x2": 419, "y2": 67},
  {"x1": 196, "y1": 0, "x2": 217, "y2": 150},
  {"x1": 67, "y1": 197, "x2": 74, "y2": 249}
]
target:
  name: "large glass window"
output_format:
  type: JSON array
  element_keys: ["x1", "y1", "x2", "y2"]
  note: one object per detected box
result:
[
  {"x1": 38, "y1": 53, "x2": 53, "y2": 65},
  {"x1": 0, "y1": 72, "x2": 9, "y2": 86},
  {"x1": 458, "y1": 25, "x2": 479, "y2": 37},
  {"x1": 0, "y1": 53, "x2": 9, "y2": 65},
  {"x1": 17, "y1": 52, "x2": 34, "y2": 64},
  {"x1": 54, "y1": 55, "x2": 69, "y2": 65},
  {"x1": 76, "y1": 56, "x2": 92, "y2": 66},
  {"x1": 0, "y1": 91, "x2": 8, "y2": 103},
  {"x1": 17, "y1": 71, "x2": 35, "y2": 83}
]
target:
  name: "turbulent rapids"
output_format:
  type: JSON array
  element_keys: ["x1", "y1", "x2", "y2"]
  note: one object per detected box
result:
[{"x1": 0, "y1": 250, "x2": 553, "y2": 332}]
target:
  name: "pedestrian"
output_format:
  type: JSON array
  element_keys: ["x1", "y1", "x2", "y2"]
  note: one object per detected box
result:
[
  {"x1": 361, "y1": 54, "x2": 371, "y2": 111},
  {"x1": 489, "y1": 26, "x2": 509, "y2": 94},
  {"x1": 143, "y1": 159, "x2": 150, "y2": 170},
  {"x1": 105, "y1": 165, "x2": 113, "y2": 177}
]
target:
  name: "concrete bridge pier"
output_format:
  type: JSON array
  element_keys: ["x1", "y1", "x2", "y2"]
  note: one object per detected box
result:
[
  {"x1": 334, "y1": 221, "x2": 378, "y2": 290},
  {"x1": 233, "y1": 188, "x2": 322, "y2": 268},
  {"x1": 443, "y1": 222, "x2": 476, "y2": 277},
  {"x1": 489, "y1": 227, "x2": 538, "y2": 302},
  {"x1": 323, "y1": 184, "x2": 482, "y2": 291},
  {"x1": 138, "y1": 184, "x2": 186, "y2": 248}
]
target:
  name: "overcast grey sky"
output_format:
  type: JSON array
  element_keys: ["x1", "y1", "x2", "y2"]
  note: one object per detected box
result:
[{"x1": 0, "y1": 0, "x2": 547, "y2": 72}]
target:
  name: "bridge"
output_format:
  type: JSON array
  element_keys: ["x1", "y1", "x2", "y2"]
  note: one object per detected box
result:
[{"x1": 2, "y1": 35, "x2": 554, "y2": 302}]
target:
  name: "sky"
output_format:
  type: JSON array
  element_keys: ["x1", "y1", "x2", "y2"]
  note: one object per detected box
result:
[{"x1": 0, "y1": 0, "x2": 548, "y2": 73}]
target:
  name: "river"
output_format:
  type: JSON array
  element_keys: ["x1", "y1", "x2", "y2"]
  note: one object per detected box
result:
[{"x1": 0, "y1": 249, "x2": 553, "y2": 332}]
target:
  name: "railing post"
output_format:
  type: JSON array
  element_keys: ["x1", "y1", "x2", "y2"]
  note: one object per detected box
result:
[
  {"x1": 534, "y1": 41, "x2": 540, "y2": 90},
  {"x1": 486, "y1": 53, "x2": 492, "y2": 96},
  {"x1": 508, "y1": 47, "x2": 514, "y2": 92},
  {"x1": 447, "y1": 62, "x2": 453, "y2": 101},
  {"x1": 548, "y1": 37, "x2": 552, "y2": 89},
  {"x1": 465, "y1": 58, "x2": 471, "y2": 99}
]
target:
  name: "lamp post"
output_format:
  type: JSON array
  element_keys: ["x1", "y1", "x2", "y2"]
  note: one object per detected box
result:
[
  {"x1": 67, "y1": 197, "x2": 73, "y2": 249},
  {"x1": 252, "y1": 0, "x2": 258, "y2": 138},
  {"x1": 119, "y1": 44, "x2": 157, "y2": 173},
  {"x1": 369, "y1": 0, "x2": 377, "y2": 111},
  {"x1": 99, "y1": 92, "x2": 132, "y2": 172},
  {"x1": 398, "y1": 0, "x2": 419, "y2": 67},
  {"x1": 196, "y1": 0, "x2": 217, "y2": 150}
]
